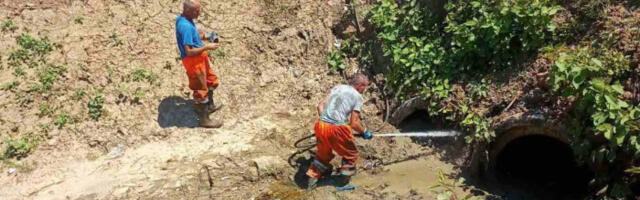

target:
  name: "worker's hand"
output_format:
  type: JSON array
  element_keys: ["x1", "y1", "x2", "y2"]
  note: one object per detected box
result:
[
  {"x1": 362, "y1": 130, "x2": 373, "y2": 140},
  {"x1": 205, "y1": 43, "x2": 220, "y2": 50}
]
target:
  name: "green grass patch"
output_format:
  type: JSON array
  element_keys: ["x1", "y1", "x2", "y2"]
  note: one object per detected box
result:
[
  {"x1": 1, "y1": 18, "x2": 17, "y2": 32},
  {"x1": 1, "y1": 81, "x2": 20, "y2": 91},
  {"x1": 129, "y1": 69, "x2": 158, "y2": 84}
]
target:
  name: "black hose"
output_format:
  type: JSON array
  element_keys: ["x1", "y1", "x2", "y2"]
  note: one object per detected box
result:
[
  {"x1": 288, "y1": 133, "x2": 317, "y2": 168},
  {"x1": 294, "y1": 133, "x2": 316, "y2": 149}
]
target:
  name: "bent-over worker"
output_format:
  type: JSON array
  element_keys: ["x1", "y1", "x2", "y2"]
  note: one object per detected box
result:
[{"x1": 305, "y1": 73, "x2": 373, "y2": 189}]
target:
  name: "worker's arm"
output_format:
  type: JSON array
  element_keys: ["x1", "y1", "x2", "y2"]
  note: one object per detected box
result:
[
  {"x1": 199, "y1": 29, "x2": 207, "y2": 40},
  {"x1": 317, "y1": 95, "x2": 328, "y2": 117},
  {"x1": 184, "y1": 43, "x2": 219, "y2": 57},
  {"x1": 349, "y1": 110, "x2": 366, "y2": 135}
]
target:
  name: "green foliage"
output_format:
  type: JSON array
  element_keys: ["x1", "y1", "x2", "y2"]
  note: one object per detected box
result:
[
  {"x1": 54, "y1": 112, "x2": 70, "y2": 129},
  {"x1": 562, "y1": 0, "x2": 614, "y2": 20},
  {"x1": 444, "y1": 0, "x2": 561, "y2": 70},
  {"x1": 370, "y1": 0, "x2": 560, "y2": 141},
  {"x1": 129, "y1": 69, "x2": 158, "y2": 84},
  {"x1": 88, "y1": 95, "x2": 105, "y2": 120},
  {"x1": 428, "y1": 170, "x2": 486, "y2": 200},
  {"x1": 72, "y1": 89, "x2": 86, "y2": 100},
  {"x1": 8, "y1": 34, "x2": 55, "y2": 67},
  {"x1": 0, "y1": 81, "x2": 19, "y2": 91},
  {"x1": 326, "y1": 38, "x2": 366, "y2": 72},
  {"x1": 31, "y1": 65, "x2": 67, "y2": 92},
  {"x1": 1, "y1": 18, "x2": 18, "y2": 32},
  {"x1": 326, "y1": 48, "x2": 346, "y2": 71},
  {"x1": 38, "y1": 104, "x2": 53, "y2": 117},
  {"x1": 1, "y1": 136, "x2": 39, "y2": 160},
  {"x1": 468, "y1": 80, "x2": 489, "y2": 99},
  {"x1": 12, "y1": 66, "x2": 25, "y2": 77},
  {"x1": 132, "y1": 87, "x2": 144, "y2": 103},
  {"x1": 549, "y1": 46, "x2": 637, "y2": 197}
]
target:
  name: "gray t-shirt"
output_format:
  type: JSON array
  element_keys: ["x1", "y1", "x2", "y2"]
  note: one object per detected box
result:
[{"x1": 320, "y1": 85, "x2": 363, "y2": 125}]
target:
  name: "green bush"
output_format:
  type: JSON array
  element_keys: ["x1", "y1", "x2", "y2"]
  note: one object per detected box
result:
[
  {"x1": 370, "y1": 0, "x2": 560, "y2": 141},
  {"x1": 549, "y1": 46, "x2": 638, "y2": 197}
]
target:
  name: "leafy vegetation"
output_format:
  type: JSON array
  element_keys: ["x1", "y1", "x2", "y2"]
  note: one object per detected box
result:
[
  {"x1": 129, "y1": 69, "x2": 158, "y2": 84},
  {"x1": 364, "y1": 0, "x2": 638, "y2": 197},
  {"x1": 428, "y1": 171, "x2": 486, "y2": 200},
  {"x1": 31, "y1": 65, "x2": 67, "y2": 92},
  {"x1": 370, "y1": 0, "x2": 560, "y2": 142},
  {"x1": 548, "y1": 45, "x2": 638, "y2": 197},
  {"x1": 0, "y1": 136, "x2": 40, "y2": 160},
  {"x1": 72, "y1": 89, "x2": 86, "y2": 101},
  {"x1": 0, "y1": 81, "x2": 20, "y2": 91},
  {"x1": 1, "y1": 18, "x2": 18, "y2": 32},
  {"x1": 38, "y1": 104, "x2": 53, "y2": 117},
  {"x1": 54, "y1": 112, "x2": 70, "y2": 129},
  {"x1": 8, "y1": 34, "x2": 55, "y2": 67},
  {"x1": 88, "y1": 95, "x2": 105, "y2": 120}
]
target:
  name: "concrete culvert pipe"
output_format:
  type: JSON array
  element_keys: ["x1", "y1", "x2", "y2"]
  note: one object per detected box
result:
[{"x1": 489, "y1": 116, "x2": 594, "y2": 199}]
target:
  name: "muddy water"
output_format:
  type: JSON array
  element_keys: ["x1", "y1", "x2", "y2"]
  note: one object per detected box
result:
[
  {"x1": 351, "y1": 110, "x2": 468, "y2": 197},
  {"x1": 353, "y1": 156, "x2": 461, "y2": 196}
]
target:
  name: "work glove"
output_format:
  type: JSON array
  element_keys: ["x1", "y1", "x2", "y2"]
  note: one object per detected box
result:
[{"x1": 362, "y1": 130, "x2": 373, "y2": 140}]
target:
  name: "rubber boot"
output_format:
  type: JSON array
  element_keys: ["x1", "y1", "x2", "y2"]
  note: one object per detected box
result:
[
  {"x1": 206, "y1": 88, "x2": 223, "y2": 114},
  {"x1": 207, "y1": 100, "x2": 223, "y2": 114},
  {"x1": 195, "y1": 103, "x2": 222, "y2": 128},
  {"x1": 307, "y1": 177, "x2": 318, "y2": 190}
]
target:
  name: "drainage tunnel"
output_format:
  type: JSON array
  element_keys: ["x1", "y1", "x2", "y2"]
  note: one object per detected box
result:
[{"x1": 494, "y1": 134, "x2": 593, "y2": 199}]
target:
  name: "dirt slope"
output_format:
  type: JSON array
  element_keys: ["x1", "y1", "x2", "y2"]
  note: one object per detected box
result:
[{"x1": 0, "y1": 0, "x2": 466, "y2": 199}]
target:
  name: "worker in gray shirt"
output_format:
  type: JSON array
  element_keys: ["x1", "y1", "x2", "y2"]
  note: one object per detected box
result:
[{"x1": 305, "y1": 73, "x2": 373, "y2": 189}]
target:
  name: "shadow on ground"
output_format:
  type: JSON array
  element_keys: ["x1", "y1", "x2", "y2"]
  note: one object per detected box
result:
[
  {"x1": 157, "y1": 96, "x2": 199, "y2": 128},
  {"x1": 291, "y1": 156, "x2": 351, "y2": 190}
]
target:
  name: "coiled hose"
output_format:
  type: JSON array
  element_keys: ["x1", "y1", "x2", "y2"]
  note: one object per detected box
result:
[{"x1": 287, "y1": 133, "x2": 316, "y2": 168}]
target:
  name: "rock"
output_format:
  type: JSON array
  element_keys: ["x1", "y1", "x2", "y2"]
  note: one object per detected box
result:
[
  {"x1": 248, "y1": 156, "x2": 285, "y2": 177},
  {"x1": 113, "y1": 187, "x2": 130, "y2": 196},
  {"x1": 107, "y1": 144, "x2": 124, "y2": 159},
  {"x1": 342, "y1": 25, "x2": 358, "y2": 38},
  {"x1": 47, "y1": 138, "x2": 58, "y2": 146},
  {"x1": 297, "y1": 30, "x2": 310, "y2": 41},
  {"x1": 293, "y1": 69, "x2": 302, "y2": 78}
]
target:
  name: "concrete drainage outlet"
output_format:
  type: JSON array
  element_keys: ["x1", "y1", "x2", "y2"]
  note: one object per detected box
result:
[{"x1": 487, "y1": 115, "x2": 594, "y2": 199}]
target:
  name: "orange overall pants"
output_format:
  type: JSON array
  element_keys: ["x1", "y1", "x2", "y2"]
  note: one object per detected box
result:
[
  {"x1": 306, "y1": 120, "x2": 359, "y2": 179},
  {"x1": 181, "y1": 51, "x2": 219, "y2": 103}
]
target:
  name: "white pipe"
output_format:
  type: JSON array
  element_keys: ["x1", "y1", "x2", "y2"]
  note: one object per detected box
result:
[{"x1": 373, "y1": 131, "x2": 461, "y2": 137}]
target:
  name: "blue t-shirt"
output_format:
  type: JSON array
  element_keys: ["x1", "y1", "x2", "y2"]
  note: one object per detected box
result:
[{"x1": 175, "y1": 15, "x2": 203, "y2": 59}]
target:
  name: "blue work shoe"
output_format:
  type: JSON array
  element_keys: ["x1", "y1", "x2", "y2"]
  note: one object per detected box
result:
[{"x1": 307, "y1": 177, "x2": 318, "y2": 190}]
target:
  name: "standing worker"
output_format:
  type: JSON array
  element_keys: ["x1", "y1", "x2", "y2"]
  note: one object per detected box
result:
[
  {"x1": 175, "y1": 0, "x2": 223, "y2": 128},
  {"x1": 306, "y1": 73, "x2": 373, "y2": 189}
]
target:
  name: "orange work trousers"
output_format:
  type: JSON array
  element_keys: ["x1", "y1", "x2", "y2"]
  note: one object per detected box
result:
[
  {"x1": 306, "y1": 120, "x2": 359, "y2": 179},
  {"x1": 181, "y1": 51, "x2": 219, "y2": 103}
]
